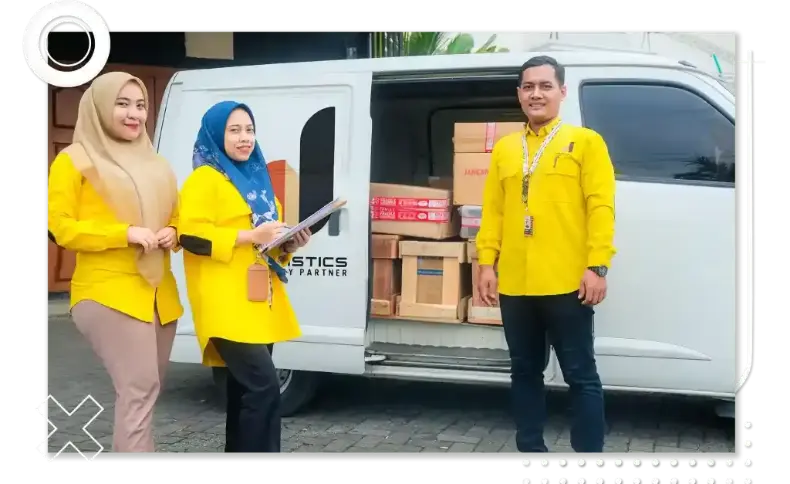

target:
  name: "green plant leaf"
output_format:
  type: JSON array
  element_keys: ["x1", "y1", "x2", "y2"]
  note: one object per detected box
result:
[
  {"x1": 445, "y1": 33, "x2": 475, "y2": 54},
  {"x1": 404, "y1": 32, "x2": 447, "y2": 56},
  {"x1": 474, "y1": 34, "x2": 497, "y2": 53}
]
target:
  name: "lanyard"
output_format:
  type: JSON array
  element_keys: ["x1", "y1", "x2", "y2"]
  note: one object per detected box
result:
[{"x1": 522, "y1": 121, "x2": 563, "y2": 180}]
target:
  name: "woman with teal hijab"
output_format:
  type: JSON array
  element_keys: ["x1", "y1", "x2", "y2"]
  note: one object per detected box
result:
[{"x1": 178, "y1": 100, "x2": 310, "y2": 452}]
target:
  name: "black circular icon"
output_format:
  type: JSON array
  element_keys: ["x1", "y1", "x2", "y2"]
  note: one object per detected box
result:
[{"x1": 39, "y1": 16, "x2": 96, "y2": 72}]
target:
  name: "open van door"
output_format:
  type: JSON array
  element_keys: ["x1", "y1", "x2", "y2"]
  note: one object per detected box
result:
[{"x1": 155, "y1": 65, "x2": 373, "y2": 376}]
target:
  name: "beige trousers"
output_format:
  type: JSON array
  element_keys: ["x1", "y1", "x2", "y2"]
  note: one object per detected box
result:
[{"x1": 71, "y1": 301, "x2": 177, "y2": 453}]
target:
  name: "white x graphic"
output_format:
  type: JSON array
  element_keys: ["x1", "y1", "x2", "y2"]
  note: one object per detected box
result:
[{"x1": 37, "y1": 394, "x2": 105, "y2": 460}]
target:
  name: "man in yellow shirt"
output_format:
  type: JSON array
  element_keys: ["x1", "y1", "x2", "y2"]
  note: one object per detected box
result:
[{"x1": 477, "y1": 56, "x2": 616, "y2": 453}]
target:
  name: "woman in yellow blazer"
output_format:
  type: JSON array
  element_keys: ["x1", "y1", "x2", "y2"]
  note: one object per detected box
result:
[
  {"x1": 47, "y1": 72, "x2": 183, "y2": 452},
  {"x1": 178, "y1": 101, "x2": 309, "y2": 453}
]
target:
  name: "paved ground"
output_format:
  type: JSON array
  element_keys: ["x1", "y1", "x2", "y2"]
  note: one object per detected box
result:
[{"x1": 47, "y1": 314, "x2": 735, "y2": 454}]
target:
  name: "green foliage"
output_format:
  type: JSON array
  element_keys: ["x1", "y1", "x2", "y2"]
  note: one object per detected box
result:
[{"x1": 402, "y1": 32, "x2": 509, "y2": 56}]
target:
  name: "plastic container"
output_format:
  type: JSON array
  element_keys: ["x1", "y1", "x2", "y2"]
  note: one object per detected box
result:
[{"x1": 459, "y1": 205, "x2": 482, "y2": 239}]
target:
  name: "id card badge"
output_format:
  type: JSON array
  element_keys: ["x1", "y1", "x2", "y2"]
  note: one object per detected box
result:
[
  {"x1": 247, "y1": 263, "x2": 271, "y2": 302},
  {"x1": 523, "y1": 214, "x2": 534, "y2": 237}
]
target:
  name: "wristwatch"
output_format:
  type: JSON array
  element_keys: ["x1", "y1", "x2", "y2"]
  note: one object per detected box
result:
[{"x1": 588, "y1": 265, "x2": 608, "y2": 277}]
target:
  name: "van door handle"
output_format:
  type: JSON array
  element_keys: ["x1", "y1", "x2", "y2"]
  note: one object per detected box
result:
[{"x1": 328, "y1": 209, "x2": 342, "y2": 236}]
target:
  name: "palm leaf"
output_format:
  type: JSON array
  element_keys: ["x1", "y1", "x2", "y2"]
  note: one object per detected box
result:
[
  {"x1": 445, "y1": 33, "x2": 475, "y2": 54},
  {"x1": 400, "y1": 32, "x2": 509, "y2": 56},
  {"x1": 474, "y1": 34, "x2": 498, "y2": 53},
  {"x1": 404, "y1": 32, "x2": 448, "y2": 56}
]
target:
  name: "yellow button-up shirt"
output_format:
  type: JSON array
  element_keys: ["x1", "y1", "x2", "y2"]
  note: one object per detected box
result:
[
  {"x1": 476, "y1": 117, "x2": 616, "y2": 296},
  {"x1": 47, "y1": 152, "x2": 184, "y2": 323}
]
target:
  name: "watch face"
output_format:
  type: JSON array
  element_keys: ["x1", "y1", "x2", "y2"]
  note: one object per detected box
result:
[{"x1": 590, "y1": 266, "x2": 607, "y2": 277}]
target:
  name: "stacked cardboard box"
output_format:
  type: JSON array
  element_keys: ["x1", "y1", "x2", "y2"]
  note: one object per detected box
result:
[
  {"x1": 370, "y1": 183, "x2": 458, "y2": 240},
  {"x1": 368, "y1": 120, "x2": 522, "y2": 325},
  {"x1": 451, "y1": 122, "x2": 522, "y2": 325},
  {"x1": 466, "y1": 241, "x2": 501, "y2": 325},
  {"x1": 452, "y1": 122, "x2": 524, "y2": 206},
  {"x1": 398, "y1": 240, "x2": 470, "y2": 323},
  {"x1": 369, "y1": 182, "x2": 467, "y2": 319},
  {"x1": 370, "y1": 234, "x2": 401, "y2": 317}
]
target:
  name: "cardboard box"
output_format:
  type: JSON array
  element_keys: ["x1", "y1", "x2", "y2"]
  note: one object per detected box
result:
[
  {"x1": 453, "y1": 122, "x2": 524, "y2": 153},
  {"x1": 268, "y1": 159, "x2": 299, "y2": 227},
  {"x1": 397, "y1": 241, "x2": 471, "y2": 323},
  {"x1": 370, "y1": 234, "x2": 401, "y2": 317},
  {"x1": 428, "y1": 176, "x2": 453, "y2": 190},
  {"x1": 453, "y1": 153, "x2": 490, "y2": 206},
  {"x1": 370, "y1": 183, "x2": 459, "y2": 240},
  {"x1": 459, "y1": 205, "x2": 481, "y2": 240},
  {"x1": 466, "y1": 240, "x2": 502, "y2": 326}
]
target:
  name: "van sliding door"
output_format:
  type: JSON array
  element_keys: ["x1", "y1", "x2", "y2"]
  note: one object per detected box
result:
[{"x1": 166, "y1": 67, "x2": 373, "y2": 375}]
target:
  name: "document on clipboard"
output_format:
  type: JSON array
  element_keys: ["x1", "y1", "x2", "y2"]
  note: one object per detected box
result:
[{"x1": 260, "y1": 197, "x2": 347, "y2": 252}]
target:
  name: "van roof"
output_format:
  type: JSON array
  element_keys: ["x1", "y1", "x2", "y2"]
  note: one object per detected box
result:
[
  {"x1": 172, "y1": 49, "x2": 708, "y2": 84},
  {"x1": 364, "y1": 50, "x2": 686, "y2": 71}
]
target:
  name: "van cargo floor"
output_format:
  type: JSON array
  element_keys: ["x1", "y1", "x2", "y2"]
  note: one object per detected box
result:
[{"x1": 365, "y1": 342, "x2": 511, "y2": 372}]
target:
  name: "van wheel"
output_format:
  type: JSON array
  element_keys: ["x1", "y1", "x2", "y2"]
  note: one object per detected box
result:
[{"x1": 212, "y1": 366, "x2": 318, "y2": 417}]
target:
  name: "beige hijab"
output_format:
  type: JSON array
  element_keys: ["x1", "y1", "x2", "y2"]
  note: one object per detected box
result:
[{"x1": 62, "y1": 71, "x2": 178, "y2": 288}]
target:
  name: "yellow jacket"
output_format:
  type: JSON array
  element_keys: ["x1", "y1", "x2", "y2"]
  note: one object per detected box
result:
[
  {"x1": 47, "y1": 152, "x2": 184, "y2": 323},
  {"x1": 476, "y1": 118, "x2": 616, "y2": 296},
  {"x1": 177, "y1": 165, "x2": 302, "y2": 367}
]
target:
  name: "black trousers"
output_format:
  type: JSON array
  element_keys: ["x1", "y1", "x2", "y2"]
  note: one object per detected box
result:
[
  {"x1": 212, "y1": 338, "x2": 281, "y2": 452},
  {"x1": 499, "y1": 291, "x2": 605, "y2": 453}
]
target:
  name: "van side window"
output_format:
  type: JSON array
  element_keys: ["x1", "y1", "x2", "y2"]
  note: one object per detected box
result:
[
  {"x1": 298, "y1": 107, "x2": 336, "y2": 233},
  {"x1": 580, "y1": 82, "x2": 735, "y2": 184}
]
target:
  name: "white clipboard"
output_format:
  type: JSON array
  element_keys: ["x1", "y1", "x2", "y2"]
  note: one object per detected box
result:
[{"x1": 260, "y1": 197, "x2": 347, "y2": 252}]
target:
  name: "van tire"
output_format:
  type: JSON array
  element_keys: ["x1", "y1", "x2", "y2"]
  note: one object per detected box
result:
[{"x1": 211, "y1": 366, "x2": 318, "y2": 417}]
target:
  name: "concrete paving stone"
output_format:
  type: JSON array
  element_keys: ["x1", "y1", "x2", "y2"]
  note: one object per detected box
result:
[
  {"x1": 465, "y1": 425, "x2": 492, "y2": 438},
  {"x1": 381, "y1": 432, "x2": 412, "y2": 445},
  {"x1": 420, "y1": 446, "x2": 448, "y2": 452},
  {"x1": 47, "y1": 315, "x2": 735, "y2": 455},
  {"x1": 548, "y1": 443, "x2": 575, "y2": 453},
  {"x1": 323, "y1": 438, "x2": 358, "y2": 452},
  {"x1": 499, "y1": 442, "x2": 520, "y2": 453},
  {"x1": 628, "y1": 438, "x2": 656, "y2": 452},
  {"x1": 349, "y1": 427, "x2": 391, "y2": 437},
  {"x1": 293, "y1": 444, "x2": 327, "y2": 452},
  {"x1": 374, "y1": 443, "x2": 424, "y2": 452},
  {"x1": 603, "y1": 443, "x2": 629, "y2": 453},
  {"x1": 407, "y1": 438, "x2": 448, "y2": 450},
  {"x1": 473, "y1": 439, "x2": 506, "y2": 452},
  {"x1": 447, "y1": 442, "x2": 477, "y2": 452},
  {"x1": 355, "y1": 435, "x2": 386, "y2": 448},
  {"x1": 437, "y1": 433, "x2": 481, "y2": 445}
]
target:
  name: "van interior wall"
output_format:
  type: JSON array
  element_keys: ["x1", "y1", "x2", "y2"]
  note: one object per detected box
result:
[{"x1": 370, "y1": 78, "x2": 525, "y2": 185}]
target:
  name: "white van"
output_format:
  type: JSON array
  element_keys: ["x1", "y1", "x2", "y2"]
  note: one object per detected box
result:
[{"x1": 154, "y1": 50, "x2": 736, "y2": 418}]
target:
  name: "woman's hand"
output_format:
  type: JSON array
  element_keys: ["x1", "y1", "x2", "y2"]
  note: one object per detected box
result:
[
  {"x1": 156, "y1": 226, "x2": 177, "y2": 250},
  {"x1": 284, "y1": 228, "x2": 311, "y2": 253},
  {"x1": 250, "y1": 222, "x2": 287, "y2": 245},
  {"x1": 127, "y1": 226, "x2": 159, "y2": 253}
]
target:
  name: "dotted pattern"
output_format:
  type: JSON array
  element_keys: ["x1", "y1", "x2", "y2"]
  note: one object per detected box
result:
[
  {"x1": 588, "y1": 459, "x2": 627, "y2": 484},
  {"x1": 519, "y1": 455, "x2": 752, "y2": 484},
  {"x1": 743, "y1": 416, "x2": 753, "y2": 452}
]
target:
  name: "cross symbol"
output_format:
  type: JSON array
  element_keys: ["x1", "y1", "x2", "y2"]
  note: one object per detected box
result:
[{"x1": 33, "y1": 395, "x2": 104, "y2": 464}]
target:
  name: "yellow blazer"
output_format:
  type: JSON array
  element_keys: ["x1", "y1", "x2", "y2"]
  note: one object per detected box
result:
[
  {"x1": 47, "y1": 152, "x2": 183, "y2": 324},
  {"x1": 177, "y1": 165, "x2": 302, "y2": 367}
]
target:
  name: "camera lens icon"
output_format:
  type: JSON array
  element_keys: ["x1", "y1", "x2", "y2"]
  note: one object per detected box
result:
[{"x1": 22, "y1": 0, "x2": 110, "y2": 87}]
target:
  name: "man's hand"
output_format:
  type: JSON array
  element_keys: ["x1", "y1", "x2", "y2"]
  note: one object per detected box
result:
[
  {"x1": 579, "y1": 269, "x2": 607, "y2": 305},
  {"x1": 477, "y1": 265, "x2": 499, "y2": 306}
]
